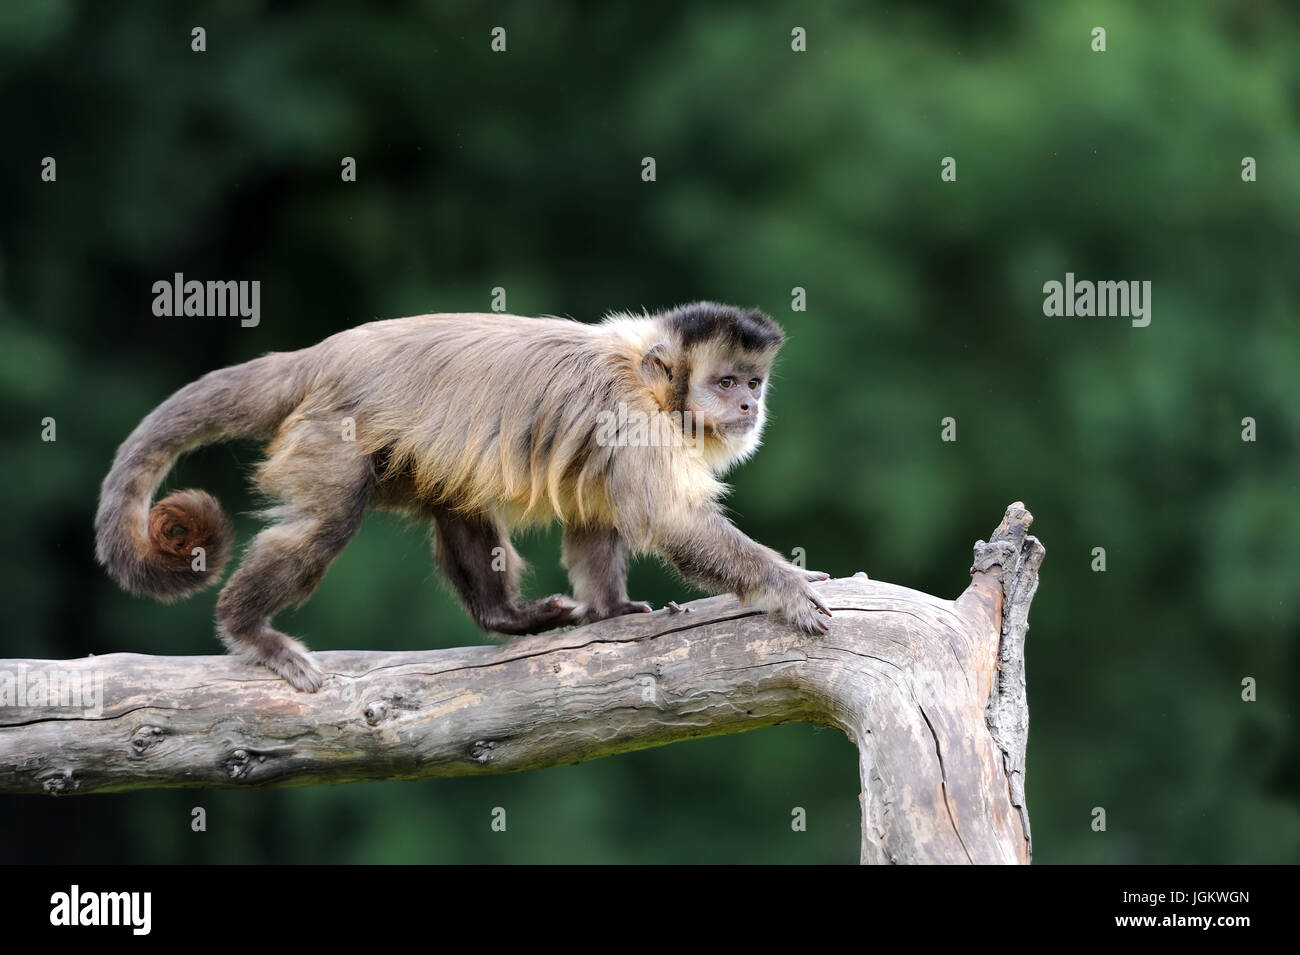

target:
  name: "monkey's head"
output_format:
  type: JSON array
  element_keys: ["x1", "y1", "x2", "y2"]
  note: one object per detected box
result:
[{"x1": 636, "y1": 302, "x2": 786, "y2": 472}]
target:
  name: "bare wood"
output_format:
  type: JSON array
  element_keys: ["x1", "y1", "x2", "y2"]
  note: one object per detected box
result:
[{"x1": 0, "y1": 503, "x2": 1043, "y2": 864}]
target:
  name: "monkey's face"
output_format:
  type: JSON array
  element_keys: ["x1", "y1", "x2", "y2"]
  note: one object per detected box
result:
[
  {"x1": 632, "y1": 311, "x2": 782, "y2": 472},
  {"x1": 688, "y1": 360, "x2": 770, "y2": 452}
]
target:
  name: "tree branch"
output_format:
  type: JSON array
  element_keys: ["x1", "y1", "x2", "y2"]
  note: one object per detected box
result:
[{"x1": 0, "y1": 502, "x2": 1043, "y2": 864}]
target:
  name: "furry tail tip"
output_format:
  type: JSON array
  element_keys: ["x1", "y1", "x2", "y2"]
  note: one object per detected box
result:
[{"x1": 97, "y1": 489, "x2": 233, "y2": 601}]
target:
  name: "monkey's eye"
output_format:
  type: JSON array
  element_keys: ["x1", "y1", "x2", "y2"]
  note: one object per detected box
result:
[
  {"x1": 748, "y1": 378, "x2": 761, "y2": 390},
  {"x1": 718, "y1": 377, "x2": 735, "y2": 389}
]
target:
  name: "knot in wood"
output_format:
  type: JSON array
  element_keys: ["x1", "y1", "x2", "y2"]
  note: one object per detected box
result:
[
  {"x1": 42, "y1": 770, "x2": 77, "y2": 795},
  {"x1": 131, "y1": 725, "x2": 166, "y2": 755},
  {"x1": 225, "y1": 749, "x2": 251, "y2": 779}
]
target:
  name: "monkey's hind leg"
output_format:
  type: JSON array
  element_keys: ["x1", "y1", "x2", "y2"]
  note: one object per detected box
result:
[
  {"x1": 215, "y1": 432, "x2": 372, "y2": 691},
  {"x1": 432, "y1": 506, "x2": 581, "y2": 635}
]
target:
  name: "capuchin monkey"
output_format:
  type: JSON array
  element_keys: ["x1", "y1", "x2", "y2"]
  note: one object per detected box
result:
[{"x1": 95, "y1": 302, "x2": 831, "y2": 691}]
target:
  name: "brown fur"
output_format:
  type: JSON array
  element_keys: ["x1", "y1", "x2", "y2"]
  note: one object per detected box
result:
[{"x1": 95, "y1": 302, "x2": 829, "y2": 692}]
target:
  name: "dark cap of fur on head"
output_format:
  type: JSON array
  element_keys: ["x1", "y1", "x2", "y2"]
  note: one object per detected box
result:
[{"x1": 661, "y1": 301, "x2": 786, "y2": 353}]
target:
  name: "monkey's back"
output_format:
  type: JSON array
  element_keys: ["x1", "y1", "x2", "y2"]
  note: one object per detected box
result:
[{"x1": 282, "y1": 313, "x2": 677, "y2": 527}]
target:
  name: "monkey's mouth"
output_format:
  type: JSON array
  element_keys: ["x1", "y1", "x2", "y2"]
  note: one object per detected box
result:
[{"x1": 717, "y1": 420, "x2": 757, "y2": 435}]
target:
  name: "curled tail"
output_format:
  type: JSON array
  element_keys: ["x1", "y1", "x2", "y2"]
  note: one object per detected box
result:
[{"x1": 95, "y1": 351, "x2": 308, "y2": 601}]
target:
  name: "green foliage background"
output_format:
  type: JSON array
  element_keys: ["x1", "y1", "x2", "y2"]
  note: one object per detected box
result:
[{"x1": 0, "y1": 0, "x2": 1296, "y2": 863}]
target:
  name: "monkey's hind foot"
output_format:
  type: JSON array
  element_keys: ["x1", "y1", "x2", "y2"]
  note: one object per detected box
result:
[
  {"x1": 264, "y1": 642, "x2": 325, "y2": 693},
  {"x1": 221, "y1": 626, "x2": 325, "y2": 693},
  {"x1": 491, "y1": 594, "x2": 584, "y2": 635}
]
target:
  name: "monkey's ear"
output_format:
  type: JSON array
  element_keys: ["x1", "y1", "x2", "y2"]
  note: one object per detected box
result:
[{"x1": 640, "y1": 343, "x2": 674, "y2": 384}]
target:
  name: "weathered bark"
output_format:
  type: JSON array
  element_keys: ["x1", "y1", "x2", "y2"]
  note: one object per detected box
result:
[{"x1": 0, "y1": 502, "x2": 1043, "y2": 864}]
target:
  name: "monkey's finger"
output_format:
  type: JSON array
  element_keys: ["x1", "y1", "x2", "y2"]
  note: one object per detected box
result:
[
  {"x1": 787, "y1": 565, "x2": 828, "y2": 581},
  {"x1": 810, "y1": 616, "x2": 830, "y2": 635},
  {"x1": 808, "y1": 591, "x2": 833, "y2": 617}
]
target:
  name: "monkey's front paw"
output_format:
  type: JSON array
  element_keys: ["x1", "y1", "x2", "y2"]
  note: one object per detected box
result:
[{"x1": 775, "y1": 579, "x2": 832, "y2": 635}]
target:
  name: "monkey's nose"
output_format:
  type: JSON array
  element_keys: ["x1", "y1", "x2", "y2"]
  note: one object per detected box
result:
[{"x1": 739, "y1": 402, "x2": 751, "y2": 413}]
